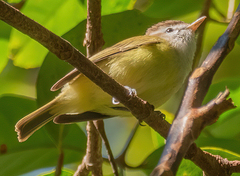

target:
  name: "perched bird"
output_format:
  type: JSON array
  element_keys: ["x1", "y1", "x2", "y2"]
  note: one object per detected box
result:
[{"x1": 15, "y1": 16, "x2": 206, "y2": 142}]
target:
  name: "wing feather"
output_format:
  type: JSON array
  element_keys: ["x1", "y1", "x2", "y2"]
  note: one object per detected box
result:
[{"x1": 51, "y1": 35, "x2": 162, "y2": 91}]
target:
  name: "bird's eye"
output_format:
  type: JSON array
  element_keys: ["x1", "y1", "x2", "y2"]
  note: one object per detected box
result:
[{"x1": 166, "y1": 28, "x2": 174, "y2": 33}]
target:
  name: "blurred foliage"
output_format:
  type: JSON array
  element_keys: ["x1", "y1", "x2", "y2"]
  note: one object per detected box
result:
[{"x1": 0, "y1": 0, "x2": 240, "y2": 175}]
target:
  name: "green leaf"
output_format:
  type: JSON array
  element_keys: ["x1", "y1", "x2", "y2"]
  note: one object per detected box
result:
[
  {"x1": 0, "y1": 95, "x2": 86, "y2": 176},
  {"x1": 9, "y1": 0, "x2": 87, "y2": 68},
  {"x1": 143, "y1": 0, "x2": 204, "y2": 18},
  {"x1": 140, "y1": 147, "x2": 164, "y2": 175},
  {"x1": 125, "y1": 125, "x2": 162, "y2": 167},
  {"x1": 7, "y1": 0, "x2": 137, "y2": 69},
  {"x1": 176, "y1": 158, "x2": 202, "y2": 176},
  {"x1": 0, "y1": 60, "x2": 37, "y2": 98},
  {"x1": 101, "y1": 10, "x2": 161, "y2": 47},
  {"x1": 203, "y1": 21, "x2": 240, "y2": 80},
  {"x1": 102, "y1": 117, "x2": 139, "y2": 157},
  {"x1": 196, "y1": 137, "x2": 240, "y2": 155},
  {"x1": 0, "y1": 21, "x2": 12, "y2": 73},
  {"x1": 101, "y1": 0, "x2": 135, "y2": 15},
  {"x1": 36, "y1": 52, "x2": 73, "y2": 106}
]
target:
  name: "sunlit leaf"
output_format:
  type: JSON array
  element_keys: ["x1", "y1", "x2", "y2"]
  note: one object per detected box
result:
[
  {"x1": 0, "y1": 21, "x2": 11, "y2": 73},
  {"x1": 177, "y1": 159, "x2": 202, "y2": 176},
  {"x1": 9, "y1": 0, "x2": 87, "y2": 68},
  {"x1": 0, "y1": 60, "x2": 37, "y2": 97},
  {"x1": 125, "y1": 125, "x2": 161, "y2": 167}
]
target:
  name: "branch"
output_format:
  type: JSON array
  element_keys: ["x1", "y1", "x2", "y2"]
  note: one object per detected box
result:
[
  {"x1": 55, "y1": 150, "x2": 64, "y2": 176},
  {"x1": 187, "y1": 144, "x2": 240, "y2": 176},
  {"x1": 151, "y1": 3, "x2": 240, "y2": 176},
  {"x1": 75, "y1": 121, "x2": 103, "y2": 176},
  {"x1": 74, "y1": 0, "x2": 104, "y2": 176}
]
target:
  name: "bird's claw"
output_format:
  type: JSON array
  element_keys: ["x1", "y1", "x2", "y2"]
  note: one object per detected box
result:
[{"x1": 112, "y1": 86, "x2": 137, "y2": 105}]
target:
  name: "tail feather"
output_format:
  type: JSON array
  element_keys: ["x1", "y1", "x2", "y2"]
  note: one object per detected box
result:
[{"x1": 15, "y1": 99, "x2": 58, "y2": 142}]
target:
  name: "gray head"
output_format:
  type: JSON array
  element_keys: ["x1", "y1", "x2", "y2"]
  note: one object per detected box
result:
[
  {"x1": 145, "y1": 16, "x2": 206, "y2": 63},
  {"x1": 145, "y1": 17, "x2": 206, "y2": 44}
]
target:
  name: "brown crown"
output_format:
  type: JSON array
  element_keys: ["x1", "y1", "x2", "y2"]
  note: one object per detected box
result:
[{"x1": 145, "y1": 20, "x2": 186, "y2": 35}]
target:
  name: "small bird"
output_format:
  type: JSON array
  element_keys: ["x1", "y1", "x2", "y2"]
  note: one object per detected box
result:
[{"x1": 15, "y1": 16, "x2": 206, "y2": 142}]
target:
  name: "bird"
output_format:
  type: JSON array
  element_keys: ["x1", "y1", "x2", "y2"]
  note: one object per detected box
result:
[{"x1": 15, "y1": 16, "x2": 206, "y2": 142}]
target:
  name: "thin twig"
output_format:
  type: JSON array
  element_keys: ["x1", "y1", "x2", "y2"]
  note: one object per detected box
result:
[
  {"x1": 55, "y1": 150, "x2": 64, "y2": 176},
  {"x1": 94, "y1": 120, "x2": 119, "y2": 176}
]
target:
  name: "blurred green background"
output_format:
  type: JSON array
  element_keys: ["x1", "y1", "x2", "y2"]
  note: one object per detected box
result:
[{"x1": 1, "y1": 0, "x2": 240, "y2": 175}]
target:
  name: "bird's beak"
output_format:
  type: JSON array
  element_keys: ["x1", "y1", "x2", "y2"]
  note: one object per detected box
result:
[{"x1": 187, "y1": 16, "x2": 207, "y2": 32}]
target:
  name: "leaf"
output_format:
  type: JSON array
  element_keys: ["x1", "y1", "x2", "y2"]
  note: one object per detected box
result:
[
  {"x1": 140, "y1": 147, "x2": 164, "y2": 175},
  {"x1": 176, "y1": 159, "x2": 202, "y2": 176},
  {"x1": 101, "y1": 0, "x2": 136, "y2": 15},
  {"x1": 9, "y1": 0, "x2": 87, "y2": 68},
  {"x1": 102, "y1": 117, "x2": 138, "y2": 157},
  {"x1": 0, "y1": 21, "x2": 12, "y2": 73},
  {"x1": 0, "y1": 95, "x2": 86, "y2": 176},
  {"x1": 125, "y1": 125, "x2": 162, "y2": 167},
  {"x1": 7, "y1": 0, "x2": 137, "y2": 69},
  {"x1": 143, "y1": 0, "x2": 205, "y2": 18},
  {"x1": 196, "y1": 137, "x2": 240, "y2": 155},
  {"x1": 0, "y1": 60, "x2": 37, "y2": 98}
]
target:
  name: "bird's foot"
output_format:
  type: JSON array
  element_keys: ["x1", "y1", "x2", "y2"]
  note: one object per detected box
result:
[{"x1": 112, "y1": 86, "x2": 137, "y2": 105}]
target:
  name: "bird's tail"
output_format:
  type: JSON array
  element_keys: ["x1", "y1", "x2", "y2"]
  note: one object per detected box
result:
[{"x1": 15, "y1": 98, "x2": 58, "y2": 142}]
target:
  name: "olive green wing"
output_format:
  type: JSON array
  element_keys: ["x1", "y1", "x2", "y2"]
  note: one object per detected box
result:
[{"x1": 51, "y1": 35, "x2": 163, "y2": 91}]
